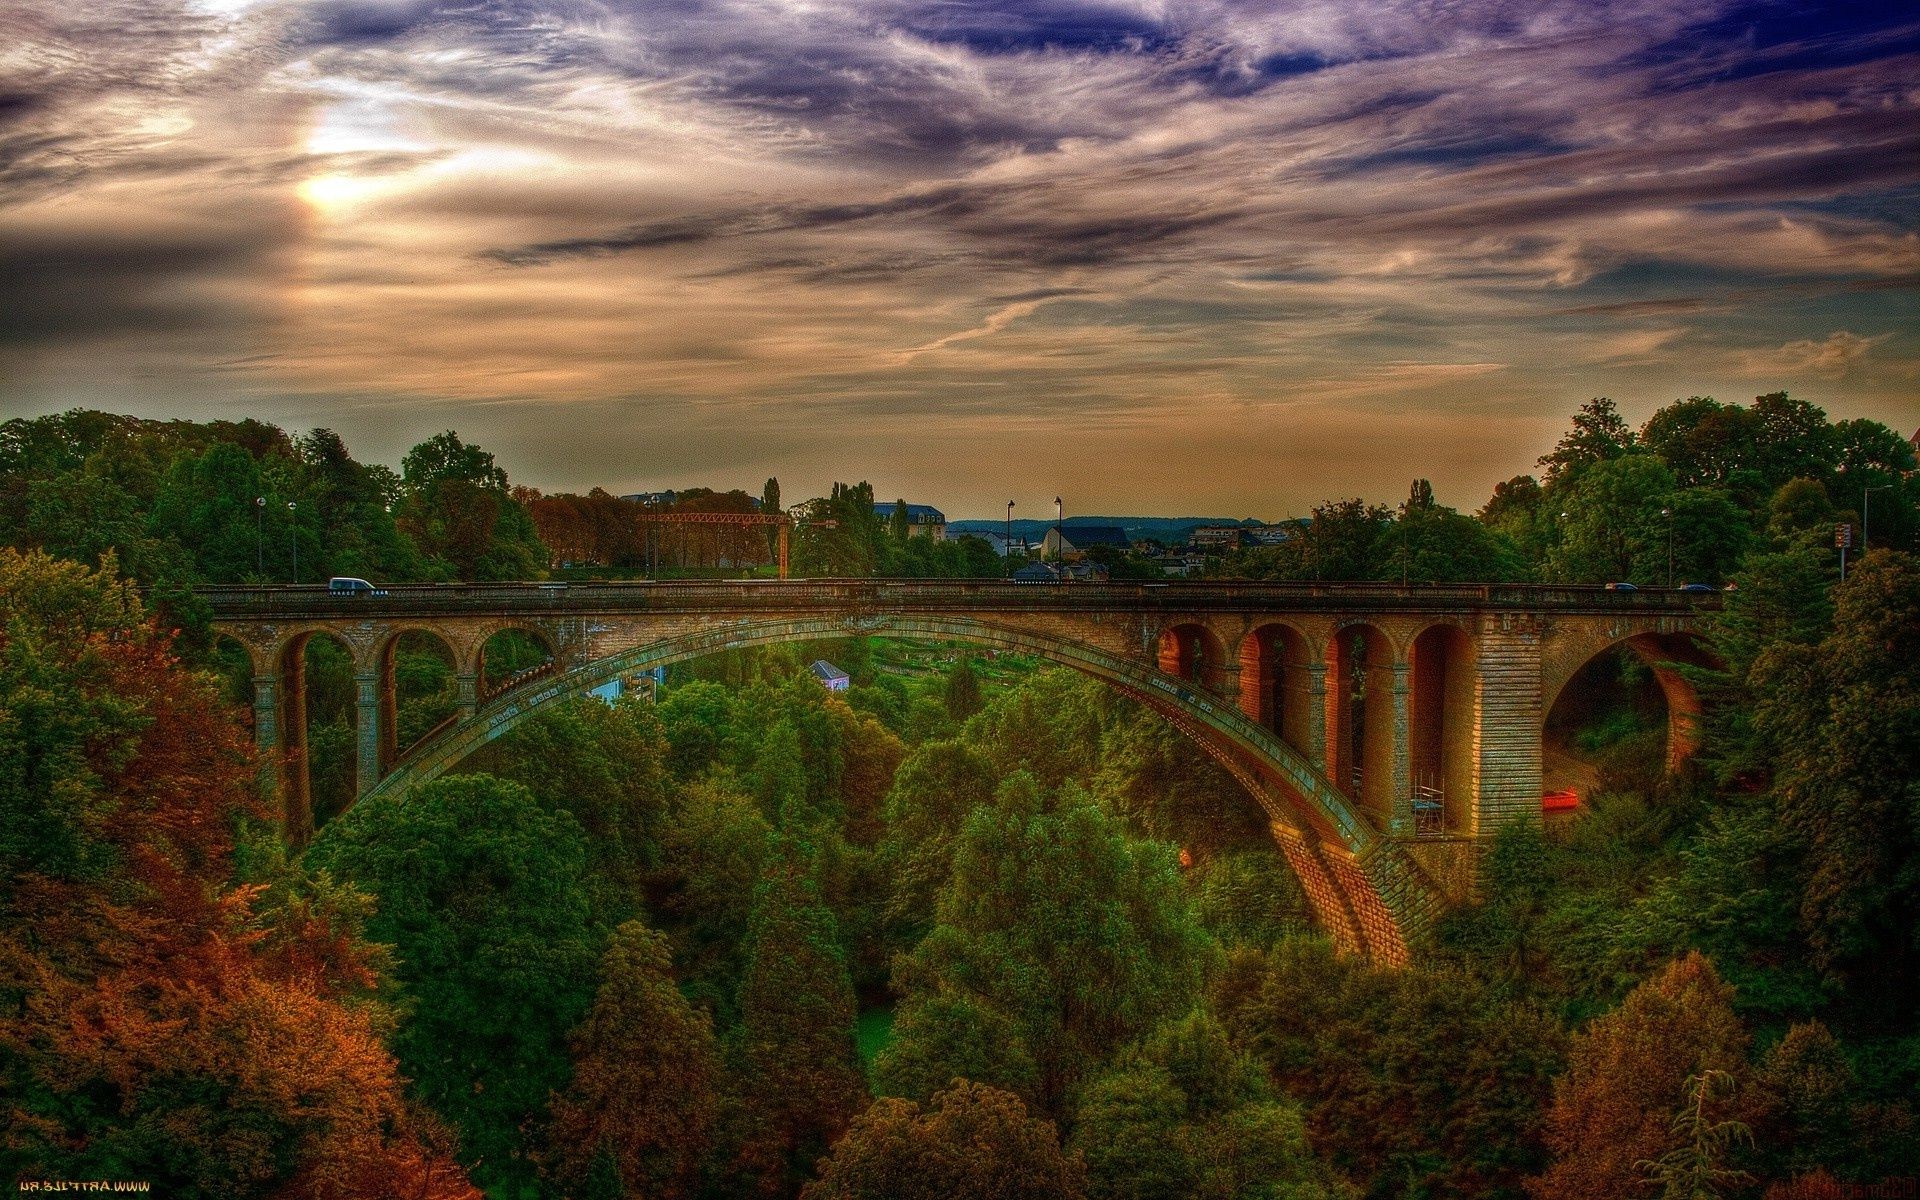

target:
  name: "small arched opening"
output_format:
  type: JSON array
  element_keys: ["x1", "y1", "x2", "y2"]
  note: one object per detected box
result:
[
  {"x1": 1325, "y1": 623, "x2": 1397, "y2": 822},
  {"x1": 1157, "y1": 621, "x2": 1229, "y2": 694},
  {"x1": 1408, "y1": 623, "x2": 1477, "y2": 834},
  {"x1": 277, "y1": 629, "x2": 359, "y2": 842},
  {"x1": 1238, "y1": 622, "x2": 1314, "y2": 758},
  {"x1": 479, "y1": 626, "x2": 556, "y2": 699},
  {"x1": 379, "y1": 629, "x2": 461, "y2": 773}
]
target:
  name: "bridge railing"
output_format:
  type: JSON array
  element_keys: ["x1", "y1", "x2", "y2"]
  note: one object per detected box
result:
[{"x1": 196, "y1": 579, "x2": 1717, "y2": 616}]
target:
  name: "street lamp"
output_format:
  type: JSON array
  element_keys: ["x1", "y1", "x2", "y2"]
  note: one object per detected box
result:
[
  {"x1": 1053, "y1": 496, "x2": 1063, "y2": 576},
  {"x1": 255, "y1": 496, "x2": 266, "y2": 576},
  {"x1": 1661, "y1": 507, "x2": 1674, "y2": 587},
  {"x1": 1864, "y1": 484, "x2": 1893, "y2": 553},
  {"x1": 286, "y1": 500, "x2": 298, "y2": 584},
  {"x1": 1005, "y1": 500, "x2": 1015, "y2": 579}
]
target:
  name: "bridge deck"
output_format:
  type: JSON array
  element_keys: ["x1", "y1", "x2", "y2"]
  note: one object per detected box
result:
[{"x1": 197, "y1": 579, "x2": 1716, "y2": 617}]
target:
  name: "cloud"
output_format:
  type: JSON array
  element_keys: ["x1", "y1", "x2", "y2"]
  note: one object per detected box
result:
[
  {"x1": 1736, "y1": 330, "x2": 1894, "y2": 378},
  {"x1": 1, "y1": 0, "x2": 1916, "y2": 514}
]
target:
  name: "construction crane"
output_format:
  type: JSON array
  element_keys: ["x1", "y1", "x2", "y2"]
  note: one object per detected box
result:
[{"x1": 634, "y1": 509, "x2": 834, "y2": 579}]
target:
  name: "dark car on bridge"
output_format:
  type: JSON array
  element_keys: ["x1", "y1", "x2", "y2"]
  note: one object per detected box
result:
[{"x1": 327, "y1": 576, "x2": 389, "y2": 598}]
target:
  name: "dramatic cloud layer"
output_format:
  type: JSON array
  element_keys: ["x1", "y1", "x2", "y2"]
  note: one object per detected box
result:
[{"x1": 3, "y1": 0, "x2": 1915, "y2": 514}]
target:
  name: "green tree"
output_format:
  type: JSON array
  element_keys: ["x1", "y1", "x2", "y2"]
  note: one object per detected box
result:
[
  {"x1": 877, "y1": 739, "x2": 1000, "y2": 938},
  {"x1": 802, "y1": 1081, "x2": 1086, "y2": 1200},
  {"x1": 1641, "y1": 397, "x2": 1754, "y2": 488},
  {"x1": 725, "y1": 851, "x2": 867, "y2": 1197},
  {"x1": 546, "y1": 921, "x2": 720, "y2": 1200},
  {"x1": 1072, "y1": 1012, "x2": 1345, "y2": 1200},
  {"x1": 304, "y1": 773, "x2": 600, "y2": 1190},
  {"x1": 1540, "y1": 397, "x2": 1637, "y2": 485},
  {"x1": 1544, "y1": 455, "x2": 1678, "y2": 584},
  {"x1": 944, "y1": 657, "x2": 984, "y2": 722},
  {"x1": 394, "y1": 431, "x2": 546, "y2": 580},
  {"x1": 1217, "y1": 937, "x2": 1564, "y2": 1198},
  {"x1": 889, "y1": 774, "x2": 1215, "y2": 1117},
  {"x1": 468, "y1": 694, "x2": 671, "y2": 921},
  {"x1": 1748, "y1": 551, "x2": 1920, "y2": 976}
]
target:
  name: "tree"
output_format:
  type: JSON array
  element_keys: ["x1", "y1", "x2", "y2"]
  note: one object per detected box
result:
[
  {"x1": 802, "y1": 1081, "x2": 1086, "y2": 1200},
  {"x1": 1530, "y1": 953, "x2": 1754, "y2": 1200},
  {"x1": 725, "y1": 851, "x2": 866, "y2": 1197},
  {"x1": 888, "y1": 774, "x2": 1215, "y2": 1118},
  {"x1": 1747, "y1": 393, "x2": 1835, "y2": 493},
  {"x1": 0, "y1": 549, "x2": 473, "y2": 1197},
  {"x1": 1636, "y1": 1070, "x2": 1753, "y2": 1200},
  {"x1": 943, "y1": 656, "x2": 984, "y2": 722},
  {"x1": 1544, "y1": 455, "x2": 1679, "y2": 583},
  {"x1": 1217, "y1": 937, "x2": 1563, "y2": 1197},
  {"x1": 468, "y1": 694, "x2": 671, "y2": 920},
  {"x1": 1747, "y1": 551, "x2": 1920, "y2": 977},
  {"x1": 393, "y1": 431, "x2": 546, "y2": 580},
  {"x1": 1540, "y1": 397, "x2": 1637, "y2": 485},
  {"x1": 877, "y1": 739, "x2": 1000, "y2": 937},
  {"x1": 304, "y1": 773, "x2": 600, "y2": 1190},
  {"x1": 763, "y1": 476, "x2": 782, "y2": 557},
  {"x1": 547, "y1": 921, "x2": 720, "y2": 1199},
  {"x1": 1071, "y1": 1012, "x2": 1345, "y2": 1200},
  {"x1": 657, "y1": 780, "x2": 776, "y2": 1023},
  {"x1": 1641, "y1": 397, "x2": 1755, "y2": 490}
]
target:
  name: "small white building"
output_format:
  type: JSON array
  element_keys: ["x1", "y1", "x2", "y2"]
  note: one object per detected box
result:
[{"x1": 811, "y1": 660, "x2": 851, "y2": 691}]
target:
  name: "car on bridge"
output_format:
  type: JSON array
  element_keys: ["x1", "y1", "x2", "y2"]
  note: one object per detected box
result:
[{"x1": 327, "y1": 576, "x2": 389, "y2": 598}]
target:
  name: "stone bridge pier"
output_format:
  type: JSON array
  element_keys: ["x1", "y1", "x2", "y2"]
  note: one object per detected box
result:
[{"x1": 206, "y1": 580, "x2": 1715, "y2": 964}]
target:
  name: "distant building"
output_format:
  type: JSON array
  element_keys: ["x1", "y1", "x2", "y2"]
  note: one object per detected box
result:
[
  {"x1": 1011, "y1": 561, "x2": 1061, "y2": 583},
  {"x1": 1042, "y1": 524, "x2": 1130, "y2": 561},
  {"x1": 1242, "y1": 524, "x2": 1297, "y2": 547},
  {"x1": 810, "y1": 660, "x2": 851, "y2": 691},
  {"x1": 874, "y1": 502, "x2": 947, "y2": 539},
  {"x1": 1188, "y1": 526, "x2": 1244, "y2": 550},
  {"x1": 1153, "y1": 553, "x2": 1208, "y2": 577},
  {"x1": 947, "y1": 529, "x2": 1025, "y2": 556},
  {"x1": 620, "y1": 490, "x2": 678, "y2": 506},
  {"x1": 589, "y1": 666, "x2": 666, "y2": 703}
]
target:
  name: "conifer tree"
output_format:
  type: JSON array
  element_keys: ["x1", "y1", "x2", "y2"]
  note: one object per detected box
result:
[
  {"x1": 725, "y1": 851, "x2": 866, "y2": 1196},
  {"x1": 547, "y1": 921, "x2": 720, "y2": 1199}
]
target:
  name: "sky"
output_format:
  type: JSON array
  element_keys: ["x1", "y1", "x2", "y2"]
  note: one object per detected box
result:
[{"x1": 2, "y1": 0, "x2": 1916, "y2": 519}]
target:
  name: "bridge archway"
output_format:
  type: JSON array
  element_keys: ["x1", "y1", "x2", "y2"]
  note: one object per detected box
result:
[
  {"x1": 1543, "y1": 630, "x2": 1712, "y2": 788},
  {"x1": 477, "y1": 623, "x2": 557, "y2": 699},
  {"x1": 275, "y1": 629, "x2": 361, "y2": 843},
  {"x1": 1408, "y1": 622, "x2": 1477, "y2": 834},
  {"x1": 1237, "y1": 621, "x2": 1317, "y2": 761},
  {"x1": 1324, "y1": 622, "x2": 1400, "y2": 825},
  {"x1": 364, "y1": 613, "x2": 1439, "y2": 962},
  {"x1": 1157, "y1": 621, "x2": 1230, "y2": 694},
  {"x1": 377, "y1": 629, "x2": 463, "y2": 775}
]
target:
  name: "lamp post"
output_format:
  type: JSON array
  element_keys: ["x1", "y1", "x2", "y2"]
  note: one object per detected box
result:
[
  {"x1": 1661, "y1": 507, "x2": 1674, "y2": 587},
  {"x1": 1005, "y1": 500, "x2": 1014, "y2": 578},
  {"x1": 1053, "y1": 496, "x2": 1063, "y2": 576},
  {"x1": 255, "y1": 496, "x2": 266, "y2": 577},
  {"x1": 286, "y1": 500, "x2": 298, "y2": 584},
  {"x1": 1864, "y1": 484, "x2": 1892, "y2": 554}
]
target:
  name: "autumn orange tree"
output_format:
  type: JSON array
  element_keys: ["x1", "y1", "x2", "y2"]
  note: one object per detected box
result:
[
  {"x1": 0, "y1": 548, "x2": 473, "y2": 1197},
  {"x1": 1530, "y1": 952, "x2": 1757, "y2": 1200}
]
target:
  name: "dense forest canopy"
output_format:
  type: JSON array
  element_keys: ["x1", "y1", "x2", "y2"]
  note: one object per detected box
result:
[{"x1": 2, "y1": 393, "x2": 1916, "y2": 1198}]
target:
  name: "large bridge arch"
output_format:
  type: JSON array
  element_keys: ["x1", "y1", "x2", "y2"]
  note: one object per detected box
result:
[
  {"x1": 364, "y1": 612, "x2": 1440, "y2": 962},
  {"x1": 1541, "y1": 625, "x2": 1715, "y2": 775}
]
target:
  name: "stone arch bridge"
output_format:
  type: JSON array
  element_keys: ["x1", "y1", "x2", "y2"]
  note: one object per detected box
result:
[{"x1": 203, "y1": 580, "x2": 1715, "y2": 964}]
